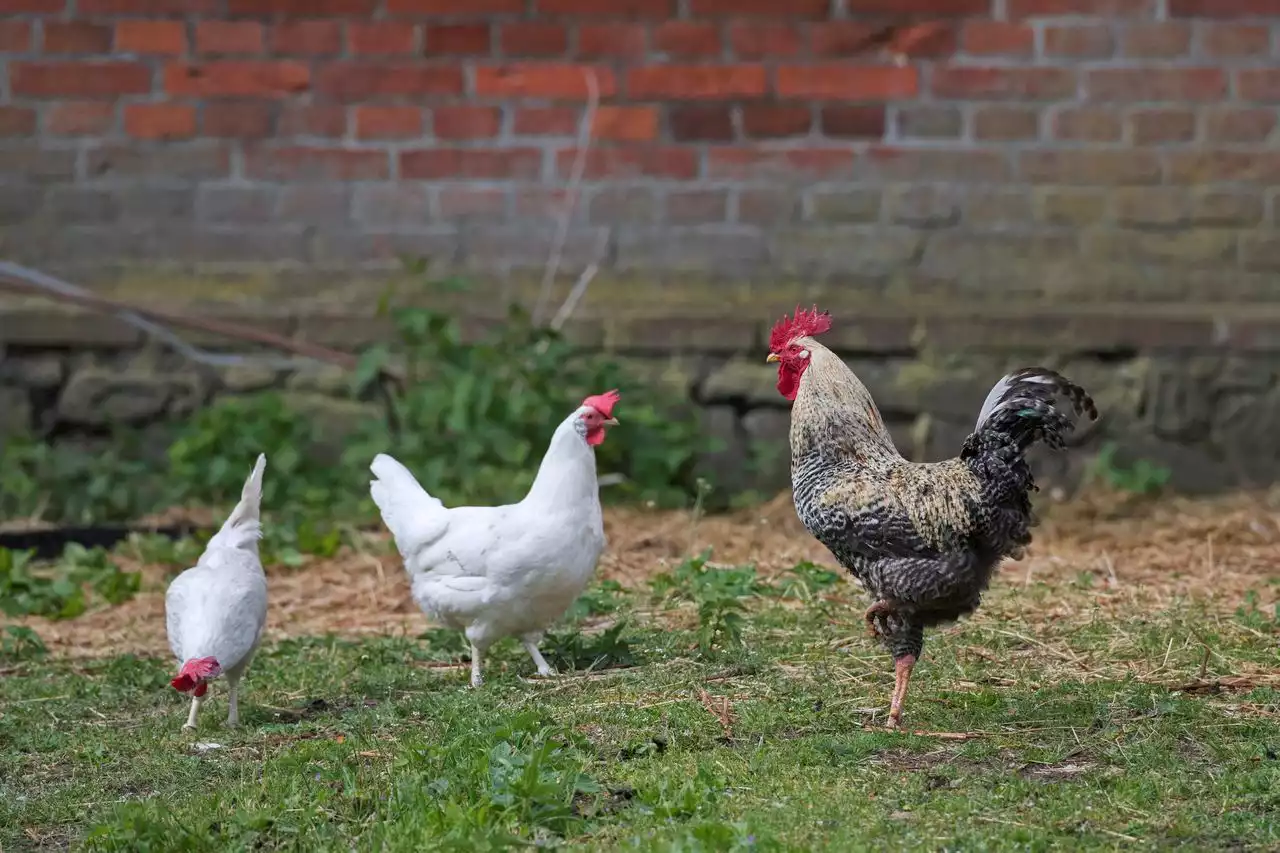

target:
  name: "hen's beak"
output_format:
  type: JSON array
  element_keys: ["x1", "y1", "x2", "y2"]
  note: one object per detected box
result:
[
  {"x1": 604, "y1": 417, "x2": 619, "y2": 426},
  {"x1": 766, "y1": 353, "x2": 780, "y2": 363}
]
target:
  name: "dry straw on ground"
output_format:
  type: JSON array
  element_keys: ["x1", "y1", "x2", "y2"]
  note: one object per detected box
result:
[{"x1": 9, "y1": 488, "x2": 1280, "y2": 662}]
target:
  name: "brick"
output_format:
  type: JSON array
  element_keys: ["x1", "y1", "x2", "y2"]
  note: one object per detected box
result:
[
  {"x1": 557, "y1": 148, "x2": 698, "y2": 180},
  {"x1": 511, "y1": 187, "x2": 567, "y2": 219},
  {"x1": 199, "y1": 186, "x2": 277, "y2": 224},
  {"x1": 1237, "y1": 71, "x2": 1280, "y2": 103},
  {"x1": 1052, "y1": 107, "x2": 1122, "y2": 142},
  {"x1": 894, "y1": 105, "x2": 962, "y2": 139},
  {"x1": 1170, "y1": 0, "x2": 1280, "y2": 15},
  {"x1": 45, "y1": 187, "x2": 120, "y2": 224},
  {"x1": 355, "y1": 106, "x2": 423, "y2": 139},
  {"x1": 1009, "y1": 0, "x2": 1154, "y2": 16},
  {"x1": 86, "y1": 144, "x2": 229, "y2": 180},
  {"x1": 963, "y1": 189, "x2": 1034, "y2": 227},
  {"x1": 513, "y1": 106, "x2": 578, "y2": 135},
  {"x1": 204, "y1": 102, "x2": 274, "y2": 138},
  {"x1": 246, "y1": 146, "x2": 389, "y2": 180},
  {"x1": 0, "y1": 146, "x2": 76, "y2": 181},
  {"x1": 932, "y1": 67, "x2": 1075, "y2": 101},
  {"x1": 1019, "y1": 150, "x2": 1162, "y2": 185},
  {"x1": 0, "y1": 0, "x2": 63, "y2": 10},
  {"x1": 809, "y1": 22, "x2": 884, "y2": 57},
  {"x1": 165, "y1": 62, "x2": 309, "y2": 98},
  {"x1": 974, "y1": 106, "x2": 1040, "y2": 141},
  {"x1": 0, "y1": 107, "x2": 36, "y2": 137},
  {"x1": 1035, "y1": 187, "x2": 1107, "y2": 226},
  {"x1": 586, "y1": 187, "x2": 656, "y2": 224},
  {"x1": 578, "y1": 24, "x2": 647, "y2": 59},
  {"x1": 1043, "y1": 25, "x2": 1114, "y2": 58},
  {"x1": 668, "y1": 105, "x2": 734, "y2": 142},
  {"x1": 438, "y1": 187, "x2": 508, "y2": 220},
  {"x1": 885, "y1": 186, "x2": 961, "y2": 228},
  {"x1": 316, "y1": 63, "x2": 463, "y2": 100},
  {"x1": 1121, "y1": 23, "x2": 1190, "y2": 58},
  {"x1": 1166, "y1": 151, "x2": 1280, "y2": 184},
  {"x1": 117, "y1": 187, "x2": 194, "y2": 222},
  {"x1": 0, "y1": 21, "x2": 32, "y2": 52},
  {"x1": 707, "y1": 147, "x2": 855, "y2": 180},
  {"x1": 882, "y1": 21, "x2": 957, "y2": 61},
  {"x1": 278, "y1": 186, "x2": 350, "y2": 226},
  {"x1": 1084, "y1": 230, "x2": 1235, "y2": 266},
  {"x1": 777, "y1": 65, "x2": 916, "y2": 100},
  {"x1": 279, "y1": 105, "x2": 345, "y2": 137},
  {"x1": 535, "y1": 0, "x2": 675, "y2": 15},
  {"x1": 1087, "y1": 68, "x2": 1225, "y2": 102},
  {"x1": 807, "y1": 189, "x2": 881, "y2": 224},
  {"x1": 115, "y1": 21, "x2": 185, "y2": 55},
  {"x1": 653, "y1": 22, "x2": 722, "y2": 57},
  {"x1": 1129, "y1": 109, "x2": 1195, "y2": 144},
  {"x1": 1111, "y1": 188, "x2": 1189, "y2": 228},
  {"x1": 501, "y1": 22, "x2": 568, "y2": 56},
  {"x1": 80, "y1": 0, "x2": 216, "y2": 11},
  {"x1": 351, "y1": 184, "x2": 432, "y2": 226},
  {"x1": 743, "y1": 104, "x2": 812, "y2": 138},
  {"x1": 592, "y1": 105, "x2": 659, "y2": 142},
  {"x1": 630, "y1": 65, "x2": 764, "y2": 99},
  {"x1": 1203, "y1": 108, "x2": 1275, "y2": 143},
  {"x1": 272, "y1": 21, "x2": 341, "y2": 56},
  {"x1": 424, "y1": 24, "x2": 491, "y2": 55},
  {"x1": 659, "y1": 190, "x2": 725, "y2": 225},
  {"x1": 1190, "y1": 191, "x2": 1262, "y2": 227},
  {"x1": 348, "y1": 22, "x2": 418, "y2": 55},
  {"x1": 729, "y1": 23, "x2": 801, "y2": 58},
  {"x1": 740, "y1": 188, "x2": 804, "y2": 224},
  {"x1": 1240, "y1": 233, "x2": 1280, "y2": 271},
  {"x1": 227, "y1": 0, "x2": 376, "y2": 13},
  {"x1": 863, "y1": 147, "x2": 1010, "y2": 182},
  {"x1": 820, "y1": 105, "x2": 885, "y2": 139},
  {"x1": 43, "y1": 22, "x2": 112, "y2": 54},
  {"x1": 12, "y1": 62, "x2": 151, "y2": 98},
  {"x1": 46, "y1": 102, "x2": 115, "y2": 135},
  {"x1": 431, "y1": 105, "x2": 501, "y2": 139},
  {"x1": 124, "y1": 103, "x2": 196, "y2": 140},
  {"x1": 1199, "y1": 24, "x2": 1270, "y2": 58},
  {"x1": 478, "y1": 64, "x2": 617, "y2": 99},
  {"x1": 960, "y1": 21, "x2": 1032, "y2": 57},
  {"x1": 401, "y1": 148, "x2": 543, "y2": 180},
  {"x1": 388, "y1": 0, "x2": 522, "y2": 10},
  {"x1": 196, "y1": 21, "x2": 264, "y2": 55},
  {"x1": 690, "y1": 0, "x2": 829, "y2": 13}
]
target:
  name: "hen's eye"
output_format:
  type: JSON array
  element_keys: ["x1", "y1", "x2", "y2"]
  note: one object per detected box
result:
[{"x1": 797, "y1": 350, "x2": 810, "y2": 359}]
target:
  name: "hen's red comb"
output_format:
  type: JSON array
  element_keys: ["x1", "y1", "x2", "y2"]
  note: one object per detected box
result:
[
  {"x1": 769, "y1": 305, "x2": 832, "y2": 351},
  {"x1": 583, "y1": 389, "x2": 620, "y2": 417}
]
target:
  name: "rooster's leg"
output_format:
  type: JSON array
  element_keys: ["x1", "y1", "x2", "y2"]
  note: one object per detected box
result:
[
  {"x1": 183, "y1": 695, "x2": 203, "y2": 731},
  {"x1": 864, "y1": 600, "x2": 893, "y2": 637},
  {"x1": 469, "y1": 643, "x2": 485, "y2": 688},
  {"x1": 226, "y1": 677, "x2": 241, "y2": 727},
  {"x1": 887, "y1": 654, "x2": 916, "y2": 729},
  {"x1": 521, "y1": 636, "x2": 557, "y2": 677}
]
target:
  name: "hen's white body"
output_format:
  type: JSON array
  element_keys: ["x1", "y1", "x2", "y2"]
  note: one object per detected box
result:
[
  {"x1": 370, "y1": 407, "x2": 608, "y2": 687},
  {"x1": 164, "y1": 454, "x2": 268, "y2": 729}
]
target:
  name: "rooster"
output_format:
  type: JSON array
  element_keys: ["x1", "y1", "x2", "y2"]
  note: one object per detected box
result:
[
  {"x1": 768, "y1": 308, "x2": 1097, "y2": 728},
  {"x1": 165, "y1": 454, "x2": 268, "y2": 731},
  {"x1": 370, "y1": 390, "x2": 620, "y2": 688}
]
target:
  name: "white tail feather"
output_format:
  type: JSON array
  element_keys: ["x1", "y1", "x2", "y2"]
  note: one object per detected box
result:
[
  {"x1": 369, "y1": 453, "x2": 449, "y2": 561},
  {"x1": 202, "y1": 453, "x2": 266, "y2": 555}
]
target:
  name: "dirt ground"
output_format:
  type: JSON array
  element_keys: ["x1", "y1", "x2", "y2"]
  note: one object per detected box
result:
[{"x1": 12, "y1": 487, "x2": 1280, "y2": 660}]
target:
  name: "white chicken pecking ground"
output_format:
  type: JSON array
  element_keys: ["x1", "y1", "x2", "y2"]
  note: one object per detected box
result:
[
  {"x1": 164, "y1": 453, "x2": 269, "y2": 730},
  {"x1": 369, "y1": 390, "x2": 620, "y2": 688}
]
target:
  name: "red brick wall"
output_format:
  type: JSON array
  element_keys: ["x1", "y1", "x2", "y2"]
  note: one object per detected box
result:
[{"x1": 1, "y1": 0, "x2": 1279, "y2": 301}]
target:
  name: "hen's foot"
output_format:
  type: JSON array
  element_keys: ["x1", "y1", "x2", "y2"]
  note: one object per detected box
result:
[{"x1": 864, "y1": 600, "x2": 894, "y2": 637}]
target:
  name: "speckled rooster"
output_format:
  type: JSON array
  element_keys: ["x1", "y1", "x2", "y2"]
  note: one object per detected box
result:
[{"x1": 769, "y1": 307, "x2": 1097, "y2": 728}]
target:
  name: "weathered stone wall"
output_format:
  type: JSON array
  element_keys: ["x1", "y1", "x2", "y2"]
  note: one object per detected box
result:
[{"x1": 4, "y1": 298, "x2": 1278, "y2": 495}]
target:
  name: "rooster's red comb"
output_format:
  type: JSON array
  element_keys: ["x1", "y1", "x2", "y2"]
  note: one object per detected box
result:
[
  {"x1": 583, "y1": 389, "x2": 620, "y2": 417},
  {"x1": 769, "y1": 305, "x2": 832, "y2": 351}
]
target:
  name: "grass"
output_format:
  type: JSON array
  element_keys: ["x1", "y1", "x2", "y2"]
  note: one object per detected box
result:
[{"x1": 2, "y1": 540, "x2": 1278, "y2": 852}]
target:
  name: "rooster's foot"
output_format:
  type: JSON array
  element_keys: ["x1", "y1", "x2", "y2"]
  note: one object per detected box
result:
[{"x1": 864, "y1": 600, "x2": 894, "y2": 637}]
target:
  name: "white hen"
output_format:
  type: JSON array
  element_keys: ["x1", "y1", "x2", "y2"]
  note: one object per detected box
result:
[
  {"x1": 165, "y1": 453, "x2": 268, "y2": 730},
  {"x1": 370, "y1": 390, "x2": 620, "y2": 687}
]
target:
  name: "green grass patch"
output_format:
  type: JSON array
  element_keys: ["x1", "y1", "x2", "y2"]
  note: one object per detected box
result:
[{"x1": 2, "y1": 561, "x2": 1277, "y2": 851}]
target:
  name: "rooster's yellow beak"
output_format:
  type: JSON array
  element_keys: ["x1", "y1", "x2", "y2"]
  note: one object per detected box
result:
[{"x1": 766, "y1": 353, "x2": 779, "y2": 363}]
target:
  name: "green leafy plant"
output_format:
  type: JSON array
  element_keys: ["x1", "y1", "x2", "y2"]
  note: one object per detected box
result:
[
  {"x1": 1087, "y1": 443, "x2": 1172, "y2": 496},
  {"x1": 0, "y1": 544, "x2": 140, "y2": 620},
  {"x1": 0, "y1": 625, "x2": 47, "y2": 661},
  {"x1": 651, "y1": 549, "x2": 769, "y2": 655}
]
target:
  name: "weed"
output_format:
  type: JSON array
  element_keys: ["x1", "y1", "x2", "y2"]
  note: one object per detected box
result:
[
  {"x1": 1087, "y1": 443, "x2": 1172, "y2": 496},
  {"x1": 0, "y1": 544, "x2": 139, "y2": 619},
  {"x1": 651, "y1": 550, "x2": 770, "y2": 655},
  {"x1": 0, "y1": 625, "x2": 47, "y2": 661}
]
